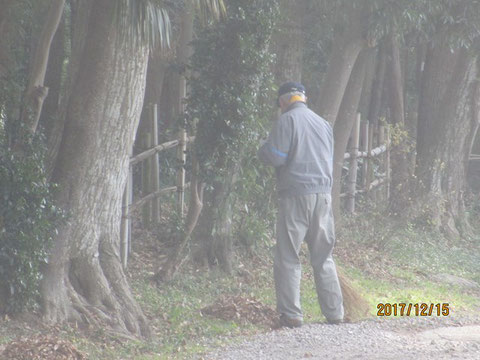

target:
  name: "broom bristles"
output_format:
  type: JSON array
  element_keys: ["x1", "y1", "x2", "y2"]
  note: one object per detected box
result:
[{"x1": 338, "y1": 269, "x2": 370, "y2": 322}]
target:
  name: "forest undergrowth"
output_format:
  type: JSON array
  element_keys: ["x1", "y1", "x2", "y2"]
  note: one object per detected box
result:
[{"x1": 1, "y1": 198, "x2": 479, "y2": 360}]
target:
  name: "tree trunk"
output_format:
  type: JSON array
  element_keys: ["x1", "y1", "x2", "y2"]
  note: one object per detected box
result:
[
  {"x1": 144, "y1": 54, "x2": 167, "y2": 106},
  {"x1": 332, "y1": 49, "x2": 369, "y2": 220},
  {"x1": 273, "y1": 0, "x2": 307, "y2": 83},
  {"x1": 0, "y1": 0, "x2": 13, "y2": 33},
  {"x1": 18, "y1": 0, "x2": 66, "y2": 138},
  {"x1": 201, "y1": 159, "x2": 241, "y2": 274},
  {"x1": 42, "y1": 0, "x2": 150, "y2": 336},
  {"x1": 415, "y1": 41, "x2": 478, "y2": 238},
  {"x1": 386, "y1": 32, "x2": 411, "y2": 213},
  {"x1": 315, "y1": 1, "x2": 367, "y2": 125},
  {"x1": 46, "y1": 0, "x2": 93, "y2": 175},
  {"x1": 469, "y1": 76, "x2": 480, "y2": 157},
  {"x1": 39, "y1": 16, "x2": 65, "y2": 139},
  {"x1": 358, "y1": 45, "x2": 377, "y2": 117},
  {"x1": 367, "y1": 42, "x2": 386, "y2": 128},
  {"x1": 155, "y1": 157, "x2": 204, "y2": 282}
]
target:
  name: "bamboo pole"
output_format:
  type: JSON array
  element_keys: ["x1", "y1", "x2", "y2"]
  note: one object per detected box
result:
[
  {"x1": 360, "y1": 120, "x2": 369, "y2": 189},
  {"x1": 131, "y1": 139, "x2": 178, "y2": 165},
  {"x1": 130, "y1": 183, "x2": 191, "y2": 212},
  {"x1": 127, "y1": 167, "x2": 133, "y2": 255},
  {"x1": 151, "y1": 104, "x2": 160, "y2": 223},
  {"x1": 175, "y1": 2, "x2": 193, "y2": 219},
  {"x1": 142, "y1": 130, "x2": 152, "y2": 225},
  {"x1": 130, "y1": 136, "x2": 195, "y2": 165},
  {"x1": 346, "y1": 114, "x2": 361, "y2": 213},
  {"x1": 121, "y1": 166, "x2": 132, "y2": 269},
  {"x1": 386, "y1": 125, "x2": 391, "y2": 200},
  {"x1": 177, "y1": 129, "x2": 187, "y2": 217},
  {"x1": 344, "y1": 144, "x2": 386, "y2": 160},
  {"x1": 120, "y1": 184, "x2": 128, "y2": 269},
  {"x1": 378, "y1": 125, "x2": 385, "y2": 201},
  {"x1": 366, "y1": 121, "x2": 374, "y2": 193},
  {"x1": 131, "y1": 186, "x2": 177, "y2": 212}
]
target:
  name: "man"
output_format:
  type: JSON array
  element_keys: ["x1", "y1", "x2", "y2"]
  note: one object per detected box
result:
[{"x1": 258, "y1": 82, "x2": 344, "y2": 328}]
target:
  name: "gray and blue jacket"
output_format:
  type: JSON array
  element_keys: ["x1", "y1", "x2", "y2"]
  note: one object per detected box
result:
[{"x1": 258, "y1": 102, "x2": 333, "y2": 197}]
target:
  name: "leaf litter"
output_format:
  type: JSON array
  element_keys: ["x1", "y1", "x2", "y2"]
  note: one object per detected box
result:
[
  {"x1": 0, "y1": 335, "x2": 86, "y2": 360},
  {"x1": 201, "y1": 295, "x2": 279, "y2": 328}
]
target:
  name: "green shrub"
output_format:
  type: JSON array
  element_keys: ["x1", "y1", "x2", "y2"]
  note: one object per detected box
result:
[{"x1": 0, "y1": 127, "x2": 63, "y2": 313}]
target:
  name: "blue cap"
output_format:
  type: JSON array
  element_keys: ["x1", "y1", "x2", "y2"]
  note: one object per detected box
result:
[
  {"x1": 278, "y1": 81, "x2": 306, "y2": 97},
  {"x1": 277, "y1": 82, "x2": 306, "y2": 107}
]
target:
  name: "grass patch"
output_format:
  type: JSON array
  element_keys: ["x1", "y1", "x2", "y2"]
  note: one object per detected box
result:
[{"x1": 337, "y1": 208, "x2": 480, "y2": 319}]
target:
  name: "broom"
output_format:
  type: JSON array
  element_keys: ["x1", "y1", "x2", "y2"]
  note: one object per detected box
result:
[{"x1": 337, "y1": 268, "x2": 370, "y2": 322}]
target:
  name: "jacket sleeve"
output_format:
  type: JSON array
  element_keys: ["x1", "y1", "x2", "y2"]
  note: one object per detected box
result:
[{"x1": 258, "y1": 117, "x2": 292, "y2": 167}]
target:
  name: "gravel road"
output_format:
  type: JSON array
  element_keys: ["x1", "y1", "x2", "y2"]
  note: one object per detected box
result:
[{"x1": 204, "y1": 316, "x2": 480, "y2": 359}]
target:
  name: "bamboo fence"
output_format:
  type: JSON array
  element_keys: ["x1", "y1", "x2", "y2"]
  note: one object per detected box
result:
[
  {"x1": 120, "y1": 110, "x2": 391, "y2": 268},
  {"x1": 341, "y1": 114, "x2": 391, "y2": 212},
  {"x1": 120, "y1": 104, "x2": 193, "y2": 269}
]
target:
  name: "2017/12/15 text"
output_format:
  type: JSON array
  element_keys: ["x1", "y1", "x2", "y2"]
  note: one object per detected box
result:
[{"x1": 376, "y1": 303, "x2": 450, "y2": 316}]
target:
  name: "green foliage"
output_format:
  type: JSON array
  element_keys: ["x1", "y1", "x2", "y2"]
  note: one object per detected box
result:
[
  {"x1": 366, "y1": 0, "x2": 480, "y2": 49},
  {"x1": 187, "y1": 0, "x2": 278, "y2": 184},
  {"x1": 234, "y1": 152, "x2": 276, "y2": 249},
  {"x1": 0, "y1": 127, "x2": 63, "y2": 313},
  {"x1": 186, "y1": 0, "x2": 278, "y2": 249}
]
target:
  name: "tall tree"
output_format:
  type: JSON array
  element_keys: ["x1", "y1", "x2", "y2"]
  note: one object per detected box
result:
[
  {"x1": 18, "y1": 0, "x2": 66, "y2": 139},
  {"x1": 46, "y1": 0, "x2": 94, "y2": 174},
  {"x1": 332, "y1": 49, "x2": 370, "y2": 219},
  {"x1": 38, "y1": 15, "x2": 65, "y2": 142},
  {"x1": 40, "y1": 0, "x2": 174, "y2": 335},
  {"x1": 188, "y1": 0, "x2": 277, "y2": 273},
  {"x1": 315, "y1": 0, "x2": 368, "y2": 125},
  {"x1": 416, "y1": 44, "x2": 478, "y2": 237},
  {"x1": 386, "y1": 31, "x2": 411, "y2": 213},
  {"x1": 414, "y1": 1, "x2": 480, "y2": 237}
]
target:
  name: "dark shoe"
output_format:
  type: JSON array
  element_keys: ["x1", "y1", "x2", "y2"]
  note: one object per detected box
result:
[
  {"x1": 279, "y1": 314, "x2": 303, "y2": 328},
  {"x1": 326, "y1": 318, "x2": 343, "y2": 325}
]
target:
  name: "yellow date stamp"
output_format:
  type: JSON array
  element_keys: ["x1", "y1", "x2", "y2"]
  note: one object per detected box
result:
[{"x1": 377, "y1": 303, "x2": 450, "y2": 317}]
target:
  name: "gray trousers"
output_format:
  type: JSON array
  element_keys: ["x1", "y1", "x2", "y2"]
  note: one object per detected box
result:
[{"x1": 274, "y1": 193, "x2": 344, "y2": 322}]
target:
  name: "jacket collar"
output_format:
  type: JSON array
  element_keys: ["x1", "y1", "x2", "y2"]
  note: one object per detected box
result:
[{"x1": 283, "y1": 101, "x2": 307, "y2": 114}]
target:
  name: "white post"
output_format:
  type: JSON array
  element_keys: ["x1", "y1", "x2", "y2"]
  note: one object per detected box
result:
[{"x1": 151, "y1": 104, "x2": 160, "y2": 222}]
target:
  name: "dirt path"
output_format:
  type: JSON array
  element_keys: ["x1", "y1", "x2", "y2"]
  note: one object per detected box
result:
[{"x1": 204, "y1": 317, "x2": 480, "y2": 359}]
